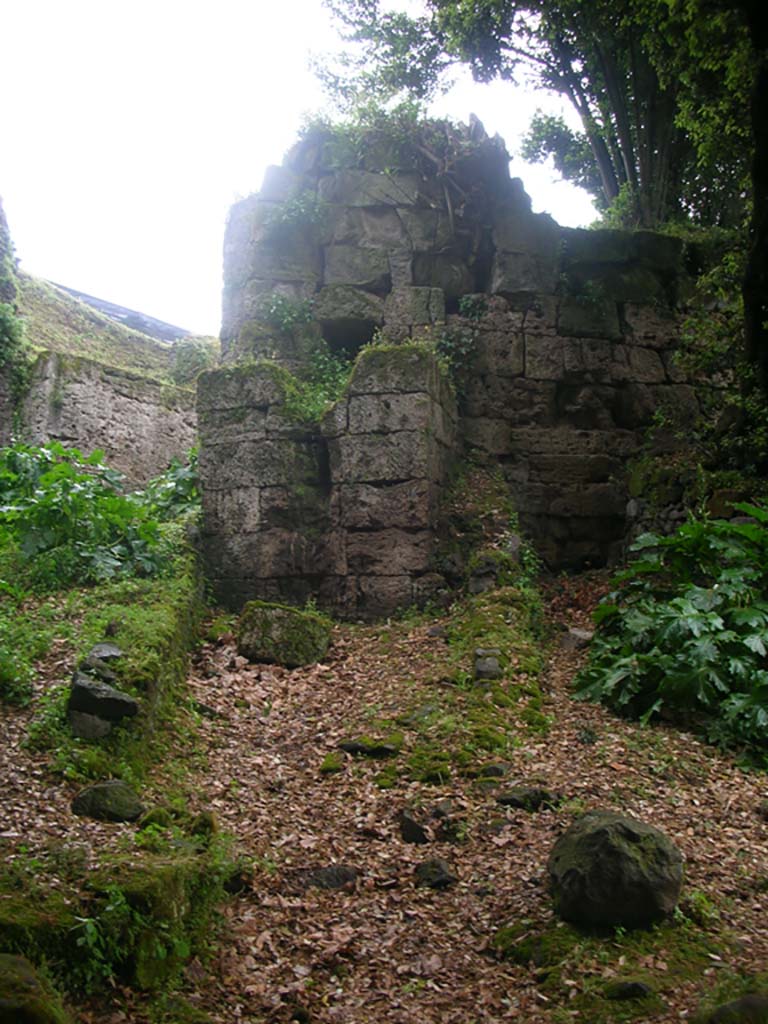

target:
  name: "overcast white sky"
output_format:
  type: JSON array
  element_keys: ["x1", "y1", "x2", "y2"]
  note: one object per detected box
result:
[{"x1": 1, "y1": 0, "x2": 595, "y2": 336}]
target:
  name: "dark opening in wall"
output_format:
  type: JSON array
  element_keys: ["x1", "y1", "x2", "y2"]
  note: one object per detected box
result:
[{"x1": 320, "y1": 318, "x2": 378, "y2": 358}]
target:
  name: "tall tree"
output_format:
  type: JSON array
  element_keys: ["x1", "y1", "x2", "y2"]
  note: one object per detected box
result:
[{"x1": 323, "y1": 0, "x2": 749, "y2": 228}]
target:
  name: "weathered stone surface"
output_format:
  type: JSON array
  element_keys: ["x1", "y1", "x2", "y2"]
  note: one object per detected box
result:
[
  {"x1": 323, "y1": 245, "x2": 391, "y2": 292},
  {"x1": 68, "y1": 672, "x2": 139, "y2": 723},
  {"x1": 497, "y1": 786, "x2": 561, "y2": 811},
  {"x1": 20, "y1": 353, "x2": 196, "y2": 486},
  {"x1": 346, "y1": 528, "x2": 432, "y2": 575},
  {"x1": 318, "y1": 170, "x2": 421, "y2": 207},
  {"x1": 547, "y1": 810, "x2": 684, "y2": 927},
  {"x1": 68, "y1": 710, "x2": 112, "y2": 739},
  {"x1": 557, "y1": 297, "x2": 622, "y2": 340},
  {"x1": 398, "y1": 810, "x2": 429, "y2": 844},
  {"x1": 71, "y1": 780, "x2": 145, "y2": 822},
  {"x1": 491, "y1": 251, "x2": 557, "y2": 296},
  {"x1": 474, "y1": 648, "x2": 503, "y2": 681},
  {"x1": 0, "y1": 953, "x2": 71, "y2": 1024},
  {"x1": 339, "y1": 480, "x2": 433, "y2": 530},
  {"x1": 412, "y1": 251, "x2": 473, "y2": 300},
  {"x1": 313, "y1": 285, "x2": 384, "y2": 326},
  {"x1": 330, "y1": 432, "x2": 436, "y2": 484},
  {"x1": 384, "y1": 286, "x2": 445, "y2": 326},
  {"x1": 237, "y1": 600, "x2": 331, "y2": 667},
  {"x1": 303, "y1": 864, "x2": 359, "y2": 890}
]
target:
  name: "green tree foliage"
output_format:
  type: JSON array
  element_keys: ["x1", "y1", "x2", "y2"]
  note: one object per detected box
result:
[
  {"x1": 575, "y1": 506, "x2": 768, "y2": 755},
  {"x1": 323, "y1": 0, "x2": 752, "y2": 228}
]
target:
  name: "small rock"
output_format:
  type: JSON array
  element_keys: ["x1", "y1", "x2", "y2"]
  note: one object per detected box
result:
[
  {"x1": 71, "y1": 780, "x2": 145, "y2": 822},
  {"x1": 67, "y1": 710, "x2": 112, "y2": 739},
  {"x1": 88, "y1": 642, "x2": 124, "y2": 661},
  {"x1": 560, "y1": 627, "x2": 594, "y2": 651},
  {"x1": 430, "y1": 799, "x2": 454, "y2": 820},
  {"x1": 415, "y1": 857, "x2": 457, "y2": 889},
  {"x1": 305, "y1": 865, "x2": 359, "y2": 890},
  {"x1": 68, "y1": 671, "x2": 139, "y2": 723},
  {"x1": 605, "y1": 979, "x2": 654, "y2": 1001},
  {"x1": 705, "y1": 994, "x2": 768, "y2": 1023},
  {"x1": 497, "y1": 786, "x2": 561, "y2": 811},
  {"x1": 756, "y1": 799, "x2": 768, "y2": 822},
  {"x1": 398, "y1": 810, "x2": 429, "y2": 845},
  {"x1": 427, "y1": 625, "x2": 446, "y2": 638},
  {"x1": 339, "y1": 737, "x2": 401, "y2": 758},
  {"x1": 474, "y1": 763, "x2": 508, "y2": 779},
  {"x1": 79, "y1": 654, "x2": 118, "y2": 683},
  {"x1": 474, "y1": 648, "x2": 503, "y2": 681},
  {"x1": 237, "y1": 601, "x2": 331, "y2": 668}
]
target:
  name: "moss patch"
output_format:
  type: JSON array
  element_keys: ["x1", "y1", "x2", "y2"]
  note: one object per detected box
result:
[
  {"x1": 237, "y1": 600, "x2": 332, "y2": 668},
  {"x1": 491, "y1": 916, "x2": 731, "y2": 1023}
]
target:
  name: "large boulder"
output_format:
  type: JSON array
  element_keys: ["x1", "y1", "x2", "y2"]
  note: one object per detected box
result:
[
  {"x1": 547, "y1": 810, "x2": 683, "y2": 928},
  {"x1": 0, "y1": 953, "x2": 71, "y2": 1023},
  {"x1": 71, "y1": 780, "x2": 145, "y2": 822},
  {"x1": 237, "y1": 601, "x2": 331, "y2": 668},
  {"x1": 67, "y1": 671, "x2": 139, "y2": 722}
]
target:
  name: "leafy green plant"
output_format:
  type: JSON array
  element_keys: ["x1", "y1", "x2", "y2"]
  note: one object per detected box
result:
[
  {"x1": 256, "y1": 294, "x2": 314, "y2": 334},
  {"x1": 170, "y1": 337, "x2": 217, "y2": 386},
  {"x1": 0, "y1": 301, "x2": 29, "y2": 400},
  {"x1": 264, "y1": 190, "x2": 327, "y2": 234},
  {"x1": 575, "y1": 504, "x2": 768, "y2": 753},
  {"x1": 282, "y1": 345, "x2": 353, "y2": 423},
  {"x1": 0, "y1": 442, "x2": 199, "y2": 591}
]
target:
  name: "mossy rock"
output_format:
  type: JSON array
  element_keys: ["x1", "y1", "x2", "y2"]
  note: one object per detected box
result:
[
  {"x1": 547, "y1": 810, "x2": 683, "y2": 928},
  {"x1": 237, "y1": 600, "x2": 331, "y2": 668},
  {"x1": 0, "y1": 954, "x2": 71, "y2": 1024},
  {"x1": 71, "y1": 779, "x2": 145, "y2": 822}
]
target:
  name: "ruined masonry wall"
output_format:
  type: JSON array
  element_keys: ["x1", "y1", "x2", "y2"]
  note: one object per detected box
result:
[
  {"x1": 21, "y1": 352, "x2": 197, "y2": 484},
  {"x1": 203, "y1": 122, "x2": 705, "y2": 612},
  {"x1": 198, "y1": 346, "x2": 456, "y2": 617}
]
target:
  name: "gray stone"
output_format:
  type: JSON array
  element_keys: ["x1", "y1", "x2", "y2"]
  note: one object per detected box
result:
[
  {"x1": 303, "y1": 864, "x2": 360, "y2": 890},
  {"x1": 88, "y1": 643, "x2": 124, "y2": 661},
  {"x1": 474, "y1": 648, "x2": 503, "y2": 681},
  {"x1": 497, "y1": 786, "x2": 561, "y2": 811},
  {"x1": 547, "y1": 810, "x2": 683, "y2": 928},
  {"x1": 384, "y1": 286, "x2": 445, "y2": 327},
  {"x1": 560, "y1": 627, "x2": 594, "y2": 651},
  {"x1": 68, "y1": 672, "x2": 139, "y2": 723},
  {"x1": 604, "y1": 980, "x2": 654, "y2": 1001},
  {"x1": 313, "y1": 285, "x2": 384, "y2": 326},
  {"x1": 67, "y1": 710, "x2": 112, "y2": 739},
  {"x1": 414, "y1": 857, "x2": 458, "y2": 889},
  {"x1": 323, "y1": 245, "x2": 391, "y2": 292},
  {"x1": 71, "y1": 780, "x2": 145, "y2": 822}
]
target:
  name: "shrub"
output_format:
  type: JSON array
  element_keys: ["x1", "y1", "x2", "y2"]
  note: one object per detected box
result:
[
  {"x1": 0, "y1": 442, "x2": 199, "y2": 590},
  {"x1": 575, "y1": 505, "x2": 768, "y2": 753}
]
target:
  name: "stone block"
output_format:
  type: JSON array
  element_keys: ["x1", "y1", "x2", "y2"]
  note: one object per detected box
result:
[
  {"x1": 198, "y1": 438, "x2": 325, "y2": 491},
  {"x1": 473, "y1": 330, "x2": 525, "y2": 377},
  {"x1": 398, "y1": 208, "x2": 454, "y2": 251},
  {"x1": 318, "y1": 170, "x2": 421, "y2": 207},
  {"x1": 346, "y1": 528, "x2": 432, "y2": 575},
  {"x1": 340, "y1": 480, "x2": 434, "y2": 530},
  {"x1": 632, "y1": 231, "x2": 684, "y2": 271},
  {"x1": 354, "y1": 575, "x2": 415, "y2": 618},
  {"x1": 525, "y1": 336, "x2": 564, "y2": 380},
  {"x1": 384, "y1": 286, "x2": 445, "y2": 327},
  {"x1": 507, "y1": 426, "x2": 640, "y2": 458},
  {"x1": 197, "y1": 404, "x2": 267, "y2": 444},
  {"x1": 412, "y1": 251, "x2": 473, "y2": 301},
  {"x1": 323, "y1": 245, "x2": 391, "y2": 292},
  {"x1": 462, "y1": 417, "x2": 511, "y2": 455},
  {"x1": 556, "y1": 382, "x2": 618, "y2": 430},
  {"x1": 314, "y1": 284, "x2": 384, "y2": 322},
  {"x1": 329, "y1": 431, "x2": 435, "y2": 483},
  {"x1": 358, "y1": 208, "x2": 409, "y2": 248},
  {"x1": 347, "y1": 392, "x2": 431, "y2": 434},
  {"x1": 260, "y1": 484, "x2": 336, "y2": 531},
  {"x1": 562, "y1": 338, "x2": 613, "y2": 381},
  {"x1": 626, "y1": 346, "x2": 667, "y2": 384},
  {"x1": 662, "y1": 350, "x2": 688, "y2": 383},
  {"x1": 557, "y1": 297, "x2": 622, "y2": 340},
  {"x1": 521, "y1": 482, "x2": 626, "y2": 518},
  {"x1": 349, "y1": 346, "x2": 443, "y2": 397},
  {"x1": 622, "y1": 303, "x2": 680, "y2": 349},
  {"x1": 491, "y1": 251, "x2": 557, "y2": 296},
  {"x1": 197, "y1": 365, "x2": 287, "y2": 413},
  {"x1": 560, "y1": 227, "x2": 633, "y2": 264},
  {"x1": 202, "y1": 487, "x2": 261, "y2": 534},
  {"x1": 528, "y1": 453, "x2": 622, "y2": 484}
]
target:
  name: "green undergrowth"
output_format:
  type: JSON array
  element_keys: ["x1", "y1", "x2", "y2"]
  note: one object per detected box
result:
[
  {"x1": 576, "y1": 504, "x2": 768, "y2": 758},
  {"x1": 332, "y1": 585, "x2": 551, "y2": 789},
  {"x1": 491, "y1": 910, "x2": 732, "y2": 1023},
  {"x1": 0, "y1": 825, "x2": 235, "y2": 995},
  {"x1": 25, "y1": 548, "x2": 205, "y2": 786},
  {"x1": 16, "y1": 272, "x2": 177, "y2": 382}
]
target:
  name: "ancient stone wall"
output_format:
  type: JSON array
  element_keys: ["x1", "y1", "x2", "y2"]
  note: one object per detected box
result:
[
  {"x1": 203, "y1": 119, "x2": 703, "y2": 613},
  {"x1": 20, "y1": 352, "x2": 197, "y2": 484},
  {"x1": 198, "y1": 345, "x2": 456, "y2": 616}
]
